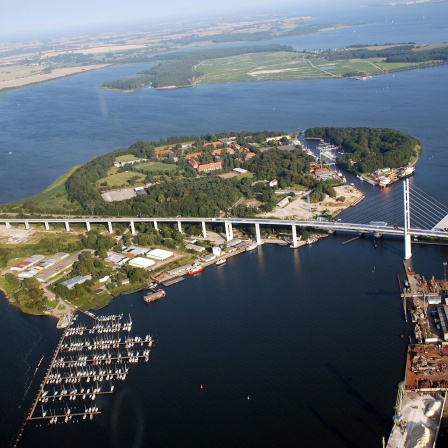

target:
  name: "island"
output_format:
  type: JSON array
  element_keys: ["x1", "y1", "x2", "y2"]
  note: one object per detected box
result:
[
  {"x1": 0, "y1": 127, "x2": 419, "y2": 320},
  {"x1": 100, "y1": 43, "x2": 448, "y2": 91}
]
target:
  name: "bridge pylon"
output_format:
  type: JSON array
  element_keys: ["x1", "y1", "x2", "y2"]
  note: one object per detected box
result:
[{"x1": 403, "y1": 179, "x2": 412, "y2": 260}]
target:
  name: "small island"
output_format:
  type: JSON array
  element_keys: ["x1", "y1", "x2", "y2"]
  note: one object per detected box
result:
[{"x1": 0, "y1": 127, "x2": 420, "y2": 320}]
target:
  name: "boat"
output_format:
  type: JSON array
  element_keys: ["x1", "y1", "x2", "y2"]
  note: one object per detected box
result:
[
  {"x1": 215, "y1": 258, "x2": 226, "y2": 266},
  {"x1": 245, "y1": 241, "x2": 258, "y2": 252},
  {"x1": 306, "y1": 236, "x2": 318, "y2": 245},
  {"x1": 144, "y1": 289, "x2": 166, "y2": 303},
  {"x1": 187, "y1": 264, "x2": 205, "y2": 276},
  {"x1": 398, "y1": 166, "x2": 415, "y2": 179}
]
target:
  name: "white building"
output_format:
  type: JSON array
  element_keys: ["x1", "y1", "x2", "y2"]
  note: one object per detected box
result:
[
  {"x1": 128, "y1": 257, "x2": 155, "y2": 269},
  {"x1": 146, "y1": 249, "x2": 173, "y2": 261},
  {"x1": 212, "y1": 246, "x2": 222, "y2": 257}
]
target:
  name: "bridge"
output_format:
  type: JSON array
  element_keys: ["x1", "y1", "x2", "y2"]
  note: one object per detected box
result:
[{"x1": 1, "y1": 180, "x2": 447, "y2": 259}]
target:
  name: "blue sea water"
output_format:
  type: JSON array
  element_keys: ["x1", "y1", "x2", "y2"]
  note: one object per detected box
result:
[{"x1": 1, "y1": 3, "x2": 448, "y2": 447}]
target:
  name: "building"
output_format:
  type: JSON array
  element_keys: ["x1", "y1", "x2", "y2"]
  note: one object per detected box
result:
[
  {"x1": 185, "y1": 152, "x2": 202, "y2": 160},
  {"x1": 113, "y1": 158, "x2": 148, "y2": 167},
  {"x1": 276, "y1": 196, "x2": 291, "y2": 208},
  {"x1": 244, "y1": 152, "x2": 256, "y2": 161},
  {"x1": 211, "y1": 147, "x2": 235, "y2": 156},
  {"x1": 212, "y1": 246, "x2": 222, "y2": 257},
  {"x1": 154, "y1": 149, "x2": 173, "y2": 158},
  {"x1": 146, "y1": 249, "x2": 173, "y2": 261},
  {"x1": 124, "y1": 246, "x2": 148, "y2": 257},
  {"x1": 226, "y1": 238, "x2": 241, "y2": 248},
  {"x1": 134, "y1": 186, "x2": 147, "y2": 196},
  {"x1": 105, "y1": 253, "x2": 129, "y2": 265},
  {"x1": 60, "y1": 275, "x2": 87, "y2": 290},
  {"x1": 185, "y1": 244, "x2": 206, "y2": 253},
  {"x1": 201, "y1": 254, "x2": 217, "y2": 263},
  {"x1": 269, "y1": 179, "x2": 278, "y2": 187},
  {"x1": 233, "y1": 168, "x2": 247, "y2": 174},
  {"x1": 128, "y1": 257, "x2": 155, "y2": 269},
  {"x1": 188, "y1": 159, "x2": 199, "y2": 170},
  {"x1": 166, "y1": 264, "x2": 192, "y2": 277},
  {"x1": 10, "y1": 254, "x2": 45, "y2": 271},
  {"x1": 198, "y1": 161, "x2": 224, "y2": 173}
]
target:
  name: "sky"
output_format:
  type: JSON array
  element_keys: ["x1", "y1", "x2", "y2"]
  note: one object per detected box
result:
[{"x1": 1, "y1": 0, "x2": 366, "y2": 40}]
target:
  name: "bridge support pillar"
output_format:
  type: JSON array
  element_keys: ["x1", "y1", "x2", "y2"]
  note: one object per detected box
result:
[
  {"x1": 154, "y1": 221, "x2": 158, "y2": 231},
  {"x1": 44, "y1": 222, "x2": 49, "y2": 231},
  {"x1": 5, "y1": 222, "x2": 10, "y2": 229},
  {"x1": 225, "y1": 222, "x2": 233, "y2": 241},
  {"x1": 107, "y1": 221, "x2": 113, "y2": 234},
  {"x1": 404, "y1": 234, "x2": 412, "y2": 260},
  {"x1": 403, "y1": 179, "x2": 412, "y2": 260},
  {"x1": 202, "y1": 221, "x2": 207, "y2": 239},
  {"x1": 177, "y1": 221, "x2": 183, "y2": 234},
  {"x1": 65, "y1": 221, "x2": 70, "y2": 232},
  {"x1": 130, "y1": 221, "x2": 136, "y2": 235},
  {"x1": 24, "y1": 221, "x2": 29, "y2": 230},
  {"x1": 291, "y1": 225, "x2": 298, "y2": 248},
  {"x1": 255, "y1": 223, "x2": 262, "y2": 245},
  {"x1": 86, "y1": 222, "x2": 91, "y2": 232}
]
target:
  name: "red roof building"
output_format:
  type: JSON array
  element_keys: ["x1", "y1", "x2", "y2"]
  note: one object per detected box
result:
[
  {"x1": 154, "y1": 149, "x2": 172, "y2": 158},
  {"x1": 198, "y1": 161, "x2": 224, "y2": 172},
  {"x1": 185, "y1": 152, "x2": 202, "y2": 160}
]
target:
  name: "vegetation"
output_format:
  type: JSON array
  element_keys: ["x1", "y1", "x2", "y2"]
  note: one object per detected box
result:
[
  {"x1": 100, "y1": 45, "x2": 294, "y2": 90},
  {"x1": 99, "y1": 43, "x2": 448, "y2": 91},
  {"x1": 305, "y1": 127, "x2": 421, "y2": 173}
]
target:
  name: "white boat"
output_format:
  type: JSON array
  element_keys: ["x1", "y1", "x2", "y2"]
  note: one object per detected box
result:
[
  {"x1": 245, "y1": 241, "x2": 258, "y2": 252},
  {"x1": 215, "y1": 258, "x2": 226, "y2": 266}
]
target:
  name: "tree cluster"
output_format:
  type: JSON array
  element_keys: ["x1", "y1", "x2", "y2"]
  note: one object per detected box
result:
[{"x1": 305, "y1": 127, "x2": 420, "y2": 173}]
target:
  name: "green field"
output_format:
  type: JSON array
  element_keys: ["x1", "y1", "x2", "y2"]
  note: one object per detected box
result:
[
  {"x1": 196, "y1": 50, "x2": 445, "y2": 84},
  {"x1": 138, "y1": 162, "x2": 177, "y2": 173},
  {"x1": 114, "y1": 154, "x2": 140, "y2": 162},
  {"x1": 98, "y1": 167, "x2": 146, "y2": 189}
]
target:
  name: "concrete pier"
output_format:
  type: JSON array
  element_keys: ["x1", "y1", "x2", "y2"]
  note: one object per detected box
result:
[
  {"x1": 202, "y1": 221, "x2": 207, "y2": 238},
  {"x1": 255, "y1": 223, "x2": 262, "y2": 245},
  {"x1": 130, "y1": 221, "x2": 136, "y2": 235},
  {"x1": 44, "y1": 222, "x2": 49, "y2": 231},
  {"x1": 64, "y1": 221, "x2": 70, "y2": 232},
  {"x1": 177, "y1": 221, "x2": 183, "y2": 234},
  {"x1": 107, "y1": 221, "x2": 113, "y2": 234},
  {"x1": 86, "y1": 222, "x2": 91, "y2": 232}
]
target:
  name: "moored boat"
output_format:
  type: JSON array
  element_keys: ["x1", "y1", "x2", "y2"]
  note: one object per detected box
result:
[
  {"x1": 144, "y1": 289, "x2": 166, "y2": 303},
  {"x1": 245, "y1": 241, "x2": 258, "y2": 252},
  {"x1": 187, "y1": 264, "x2": 205, "y2": 276},
  {"x1": 215, "y1": 258, "x2": 226, "y2": 266}
]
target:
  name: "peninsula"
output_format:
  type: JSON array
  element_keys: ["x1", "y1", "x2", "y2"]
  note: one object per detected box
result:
[{"x1": 0, "y1": 127, "x2": 419, "y2": 319}]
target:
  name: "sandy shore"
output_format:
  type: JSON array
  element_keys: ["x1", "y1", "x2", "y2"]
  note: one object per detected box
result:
[{"x1": 0, "y1": 64, "x2": 111, "y2": 91}]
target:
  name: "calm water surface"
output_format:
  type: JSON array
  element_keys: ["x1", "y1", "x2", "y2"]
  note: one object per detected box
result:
[{"x1": 1, "y1": 3, "x2": 448, "y2": 447}]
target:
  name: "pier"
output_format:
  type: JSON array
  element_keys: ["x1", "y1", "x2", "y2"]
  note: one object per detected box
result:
[{"x1": 14, "y1": 312, "x2": 153, "y2": 447}]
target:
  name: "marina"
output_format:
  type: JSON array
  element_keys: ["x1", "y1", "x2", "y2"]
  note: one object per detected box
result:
[{"x1": 13, "y1": 312, "x2": 154, "y2": 447}]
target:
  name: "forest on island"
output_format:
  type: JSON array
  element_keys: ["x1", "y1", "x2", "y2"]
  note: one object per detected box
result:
[{"x1": 305, "y1": 127, "x2": 420, "y2": 173}]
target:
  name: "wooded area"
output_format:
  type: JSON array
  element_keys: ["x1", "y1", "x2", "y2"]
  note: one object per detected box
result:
[{"x1": 305, "y1": 127, "x2": 420, "y2": 173}]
